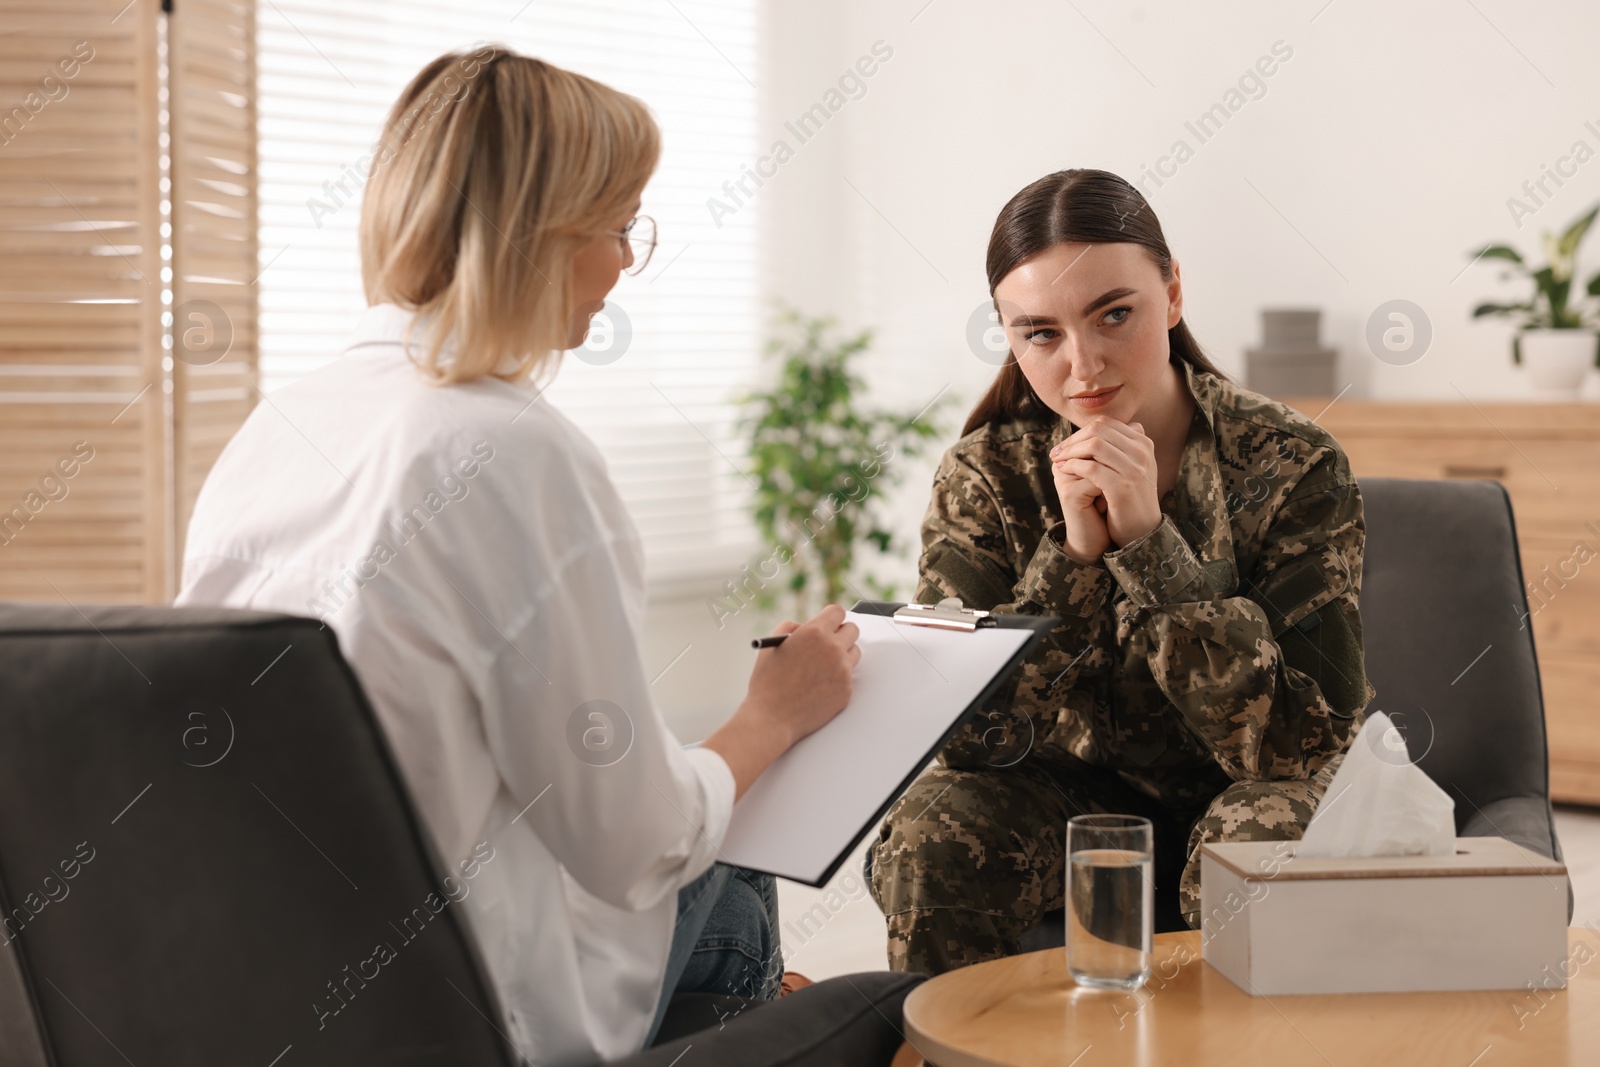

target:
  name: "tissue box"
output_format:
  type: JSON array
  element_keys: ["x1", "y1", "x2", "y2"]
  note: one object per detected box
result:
[{"x1": 1199, "y1": 836, "x2": 1568, "y2": 994}]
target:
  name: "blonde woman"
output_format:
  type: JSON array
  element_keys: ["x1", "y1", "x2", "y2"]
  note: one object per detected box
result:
[{"x1": 177, "y1": 49, "x2": 864, "y2": 1063}]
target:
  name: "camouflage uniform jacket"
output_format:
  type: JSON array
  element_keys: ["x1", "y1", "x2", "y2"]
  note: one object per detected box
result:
[{"x1": 916, "y1": 359, "x2": 1376, "y2": 808}]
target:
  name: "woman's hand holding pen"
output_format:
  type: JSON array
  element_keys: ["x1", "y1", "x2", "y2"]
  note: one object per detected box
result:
[
  {"x1": 743, "y1": 605, "x2": 860, "y2": 745},
  {"x1": 1047, "y1": 415, "x2": 1163, "y2": 561},
  {"x1": 702, "y1": 604, "x2": 860, "y2": 801}
]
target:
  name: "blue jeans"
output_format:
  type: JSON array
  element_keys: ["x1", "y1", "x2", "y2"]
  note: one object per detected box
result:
[{"x1": 642, "y1": 862, "x2": 782, "y2": 1047}]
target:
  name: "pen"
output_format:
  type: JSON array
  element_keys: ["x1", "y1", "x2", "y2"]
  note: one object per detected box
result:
[{"x1": 751, "y1": 635, "x2": 788, "y2": 649}]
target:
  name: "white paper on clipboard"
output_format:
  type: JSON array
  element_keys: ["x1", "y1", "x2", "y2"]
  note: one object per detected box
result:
[{"x1": 718, "y1": 608, "x2": 1035, "y2": 886}]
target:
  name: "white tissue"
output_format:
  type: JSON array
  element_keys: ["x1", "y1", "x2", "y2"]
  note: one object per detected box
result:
[{"x1": 1294, "y1": 711, "x2": 1457, "y2": 858}]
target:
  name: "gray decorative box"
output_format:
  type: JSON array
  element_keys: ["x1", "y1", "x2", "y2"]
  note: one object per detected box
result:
[{"x1": 1246, "y1": 308, "x2": 1337, "y2": 398}]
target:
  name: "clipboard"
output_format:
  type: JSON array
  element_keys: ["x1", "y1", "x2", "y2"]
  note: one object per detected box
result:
[{"x1": 717, "y1": 598, "x2": 1061, "y2": 887}]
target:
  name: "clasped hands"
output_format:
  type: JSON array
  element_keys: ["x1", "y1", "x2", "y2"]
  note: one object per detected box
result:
[{"x1": 1047, "y1": 415, "x2": 1164, "y2": 563}]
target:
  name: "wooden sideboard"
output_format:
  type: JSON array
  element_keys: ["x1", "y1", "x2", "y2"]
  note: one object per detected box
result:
[{"x1": 1279, "y1": 398, "x2": 1600, "y2": 806}]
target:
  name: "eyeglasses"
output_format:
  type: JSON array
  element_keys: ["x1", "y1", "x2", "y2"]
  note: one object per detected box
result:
[{"x1": 609, "y1": 214, "x2": 657, "y2": 275}]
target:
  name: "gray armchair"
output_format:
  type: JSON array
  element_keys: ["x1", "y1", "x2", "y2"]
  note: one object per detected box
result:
[
  {"x1": 1352, "y1": 477, "x2": 1570, "y2": 918},
  {"x1": 0, "y1": 603, "x2": 916, "y2": 1066},
  {"x1": 1022, "y1": 475, "x2": 1573, "y2": 951}
]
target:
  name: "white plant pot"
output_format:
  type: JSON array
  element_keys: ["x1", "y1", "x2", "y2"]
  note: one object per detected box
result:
[{"x1": 1521, "y1": 329, "x2": 1597, "y2": 397}]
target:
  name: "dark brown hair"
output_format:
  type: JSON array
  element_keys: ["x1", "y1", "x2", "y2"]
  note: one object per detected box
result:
[{"x1": 963, "y1": 168, "x2": 1230, "y2": 436}]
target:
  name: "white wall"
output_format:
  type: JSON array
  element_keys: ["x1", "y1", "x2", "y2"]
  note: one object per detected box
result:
[
  {"x1": 650, "y1": 0, "x2": 1600, "y2": 737},
  {"x1": 771, "y1": 0, "x2": 1600, "y2": 397}
]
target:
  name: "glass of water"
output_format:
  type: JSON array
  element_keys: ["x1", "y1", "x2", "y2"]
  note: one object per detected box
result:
[{"x1": 1066, "y1": 814, "x2": 1153, "y2": 990}]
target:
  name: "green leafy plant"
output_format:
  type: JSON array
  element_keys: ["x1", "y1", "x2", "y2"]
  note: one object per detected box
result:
[
  {"x1": 735, "y1": 306, "x2": 950, "y2": 617},
  {"x1": 1469, "y1": 203, "x2": 1600, "y2": 365}
]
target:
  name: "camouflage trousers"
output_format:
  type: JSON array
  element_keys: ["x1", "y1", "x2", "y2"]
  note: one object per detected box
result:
[{"x1": 866, "y1": 750, "x2": 1345, "y2": 975}]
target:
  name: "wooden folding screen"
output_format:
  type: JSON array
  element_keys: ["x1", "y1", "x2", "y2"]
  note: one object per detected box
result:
[
  {"x1": 167, "y1": 0, "x2": 258, "y2": 566},
  {"x1": 0, "y1": 0, "x2": 257, "y2": 603}
]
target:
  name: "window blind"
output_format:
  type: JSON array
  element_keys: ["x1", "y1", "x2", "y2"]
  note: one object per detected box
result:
[{"x1": 255, "y1": 0, "x2": 762, "y2": 594}]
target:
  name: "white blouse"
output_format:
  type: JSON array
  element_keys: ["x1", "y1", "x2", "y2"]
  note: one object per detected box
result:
[{"x1": 177, "y1": 303, "x2": 736, "y2": 1065}]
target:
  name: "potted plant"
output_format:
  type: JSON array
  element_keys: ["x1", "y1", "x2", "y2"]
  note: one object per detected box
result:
[
  {"x1": 1469, "y1": 204, "x2": 1600, "y2": 397},
  {"x1": 729, "y1": 306, "x2": 950, "y2": 621}
]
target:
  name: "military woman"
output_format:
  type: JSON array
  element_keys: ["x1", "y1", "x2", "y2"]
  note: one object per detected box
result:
[{"x1": 867, "y1": 169, "x2": 1376, "y2": 975}]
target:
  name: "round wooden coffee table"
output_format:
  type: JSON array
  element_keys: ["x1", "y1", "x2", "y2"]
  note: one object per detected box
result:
[{"x1": 902, "y1": 929, "x2": 1599, "y2": 1066}]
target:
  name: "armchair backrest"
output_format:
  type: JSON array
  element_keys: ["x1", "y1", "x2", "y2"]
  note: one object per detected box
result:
[
  {"x1": 0, "y1": 604, "x2": 516, "y2": 1067},
  {"x1": 1356, "y1": 477, "x2": 1560, "y2": 858}
]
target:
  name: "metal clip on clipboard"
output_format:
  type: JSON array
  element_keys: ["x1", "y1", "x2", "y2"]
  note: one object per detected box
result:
[{"x1": 892, "y1": 597, "x2": 994, "y2": 632}]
